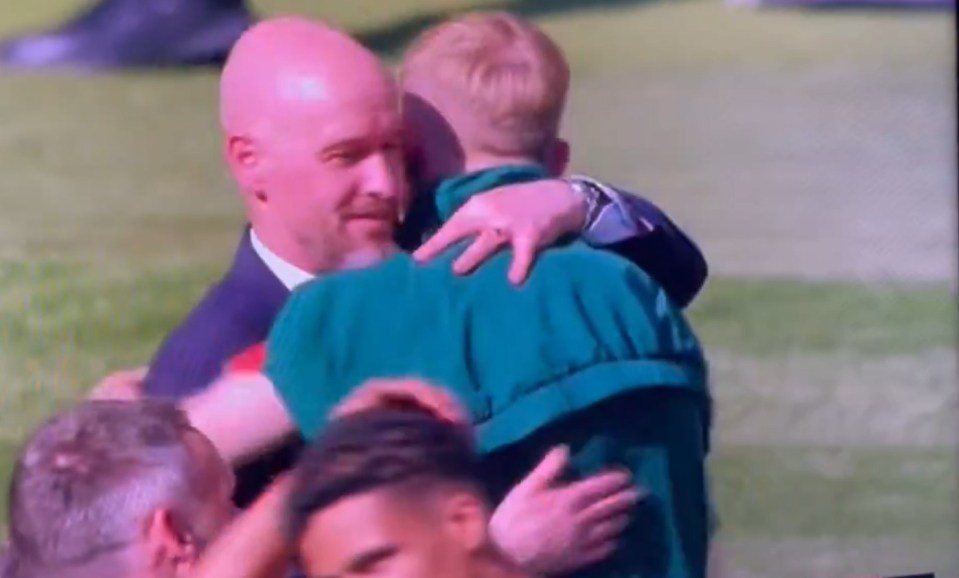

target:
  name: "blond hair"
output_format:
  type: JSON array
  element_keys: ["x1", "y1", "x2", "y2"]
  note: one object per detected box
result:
[{"x1": 401, "y1": 12, "x2": 570, "y2": 158}]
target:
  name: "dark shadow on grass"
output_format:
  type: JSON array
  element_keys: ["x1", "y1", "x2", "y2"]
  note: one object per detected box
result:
[{"x1": 356, "y1": 0, "x2": 671, "y2": 56}]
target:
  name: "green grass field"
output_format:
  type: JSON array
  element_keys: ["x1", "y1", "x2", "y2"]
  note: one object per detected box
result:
[{"x1": 0, "y1": 0, "x2": 955, "y2": 576}]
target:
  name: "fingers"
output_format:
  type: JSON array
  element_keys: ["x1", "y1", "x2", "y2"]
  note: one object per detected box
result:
[
  {"x1": 582, "y1": 514, "x2": 630, "y2": 549},
  {"x1": 566, "y1": 469, "x2": 634, "y2": 510},
  {"x1": 452, "y1": 229, "x2": 509, "y2": 275},
  {"x1": 573, "y1": 542, "x2": 617, "y2": 568},
  {"x1": 511, "y1": 446, "x2": 570, "y2": 494},
  {"x1": 570, "y1": 516, "x2": 630, "y2": 570},
  {"x1": 507, "y1": 233, "x2": 537, "y2": 285},
  {"x1": 413, "y1": 216, "x2": 475, "y2": 263},
  {"x1": 90, "y1": 367, "x2": 147, "y2": 401},
  {"x1": 380, "y1": 383, "x2": 468, "y2": 424},
  {"x1": 568, "y1": 511, "x2": 633, "y2": 570},
  {"x1": 334, "y1": 379, "x2": 470, "y2": 425},
  {"x1": 126, "y1": 366, "x2": 149, "y2": 381},
  {"x1": 89, "y1": 384, "x2": 135, "y2": 401},
  {"x1": 100, "y1": 366, "x2": 148, "y2": 386},
  {"x1": 333, "y1": 380, "x2": 411, "y2": 418},
  {"x1": 579, "y1": 486, "x2": 645, "y2": 524}
]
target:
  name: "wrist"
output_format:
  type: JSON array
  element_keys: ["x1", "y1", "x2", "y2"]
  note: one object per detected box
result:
[
  {"x1": 564, "y1": 176, "x2": 609, "y2": 233},
  {"x1": 548, "y1": 178, "x2": 587, "y2": 233}
]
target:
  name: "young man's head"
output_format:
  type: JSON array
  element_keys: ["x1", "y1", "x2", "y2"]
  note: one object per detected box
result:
[
  {"x1": 287, "y1": 408, "x2": 516, "y2": 578},
  {"x1": 220, "y1": 17, "x2": 408, "y2": 274},
  {"x1": 400, "y1": 12, "x2": 571, "y2": 188},
  {"x1": 5, "y1": 400, "x2": 235, "y2": 578}
]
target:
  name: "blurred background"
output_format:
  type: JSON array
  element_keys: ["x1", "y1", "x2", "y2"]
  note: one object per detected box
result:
[{"x1": 0, "y1": 0, "x2": 955, "y2": 576}]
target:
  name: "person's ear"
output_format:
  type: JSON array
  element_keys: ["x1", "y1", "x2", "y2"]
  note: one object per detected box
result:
[
  {"x1": 225, "y1": 135, "x2": 268, "y2": 204},
  {"x1": 143, "y1": 508, "x2": 199, "y2": 575},
  {"x1": 440, "y1": 490, "x2": 490, "y2": 554}
]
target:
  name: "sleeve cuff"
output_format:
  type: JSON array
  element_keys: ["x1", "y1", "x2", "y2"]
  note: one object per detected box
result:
[{"x1": 570, "y1": 175, "x2": 653, "y2": 245}]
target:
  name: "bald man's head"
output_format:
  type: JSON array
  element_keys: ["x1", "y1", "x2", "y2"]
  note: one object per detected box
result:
[
  {"x1": 219, "y1": 17, "x2": 407, "y2": 275},
  {"x1": 220, "y1": 17, "x2": 391, "y2": 135}
]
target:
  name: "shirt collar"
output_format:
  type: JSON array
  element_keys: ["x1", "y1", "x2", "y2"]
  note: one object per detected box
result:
[{"x1": 249, "y1": 229, "x2": 315, "y2": 290}]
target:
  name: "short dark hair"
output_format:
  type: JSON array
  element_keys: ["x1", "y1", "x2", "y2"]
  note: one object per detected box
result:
[
  {"x1": 287, "y1": 407, "x2": 482, "y2": 538},
  {"x1": 7, "y1": 400, "x2": 208, "y2": 569}
]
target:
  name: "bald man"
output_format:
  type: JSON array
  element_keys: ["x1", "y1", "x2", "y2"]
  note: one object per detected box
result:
[
  {"x1": 158, "y1": 22, "x2": 642, "y2": 575},
  {"x1": 150, "y1": 13, "x2": 708, "y2": 571},
  {"x1": 133, "y1": 15, "x2": 705, "y2": 516},
  {"x1": 250, "y1": 13, "x2": 711, "y2": 578}
]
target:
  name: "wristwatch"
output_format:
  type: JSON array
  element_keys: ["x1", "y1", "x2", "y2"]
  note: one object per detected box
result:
[{"x1": 564, "y1": 176, "x2": 612, "y2": 232}]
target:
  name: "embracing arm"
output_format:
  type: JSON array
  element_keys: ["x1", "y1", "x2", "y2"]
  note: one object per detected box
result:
[
  {"x1": 573, "y1": 176, "x2": 708, "y2": 308},
  {"x1": 188, "y1": 475, "x2": 294, "y2": 578},
  {"x1": 183, "y1": 371, "x2": 297, "y2": 466},
  {"x1": 413, "y1": 175, "x2": 707, "y2": 307}
]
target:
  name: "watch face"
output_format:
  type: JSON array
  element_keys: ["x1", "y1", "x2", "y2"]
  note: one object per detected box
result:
[
  {"x1": 567, "y1": 179, "x2": 610, "y2": 228},
  {"x1": 583, "y1": 181, "x2": 612, "y2": 207}
]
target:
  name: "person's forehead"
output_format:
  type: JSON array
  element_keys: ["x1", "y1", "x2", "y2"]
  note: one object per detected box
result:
[
  {"x1": 301, "y1": 490, "x2": 434, "y2": 555},
  {"x1": 308, "y1": 490, "x2": 422, "y2": 534},
  {"x1": 276, "y1": 95, "x2": 403, "y2": 146}
]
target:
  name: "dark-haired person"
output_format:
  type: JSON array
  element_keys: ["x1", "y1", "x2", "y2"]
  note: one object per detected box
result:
[
  {"x1": 290, "y1": 407, "x2": 531, "y2": 578},
  {"x1": 191, "y1": 406, "x2": 543, "y2": 578}
]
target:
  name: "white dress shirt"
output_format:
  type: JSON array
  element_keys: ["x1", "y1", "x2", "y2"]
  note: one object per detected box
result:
[{"x1": 250, "y1": 230, "x2": 314, "y2": 291}]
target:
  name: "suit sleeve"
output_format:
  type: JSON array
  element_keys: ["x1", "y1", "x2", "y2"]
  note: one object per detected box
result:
[
  {"x1": 143, "y1": 287, "x2": 268, "y2": 399},
  {"x1": 576, "y1": 177, "x2": 709, "y2": 309}
]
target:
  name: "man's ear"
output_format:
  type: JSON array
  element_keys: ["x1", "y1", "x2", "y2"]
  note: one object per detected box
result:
[
  {"x1": 224, "y1": 135, "x2": 267, "y2": 203},
  {"x1": 440, "y1": 490, "x2": 490, "y2": 554},
  {"x1": 143, "y1": 508, "x2": 199, "y2": 575},
  {"x1": 545, "y1": 138, "x2": 570, "y2": 177}
]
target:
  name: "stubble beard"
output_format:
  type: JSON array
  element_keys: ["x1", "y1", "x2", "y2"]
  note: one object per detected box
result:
[{"x1": 336, "y1": 242, "x2": 399, "y2": 271}]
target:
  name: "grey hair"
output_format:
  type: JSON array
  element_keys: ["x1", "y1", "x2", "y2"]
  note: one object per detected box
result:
[{"x1": 7, "y1": 400, "x2": 210, "y2": 568}]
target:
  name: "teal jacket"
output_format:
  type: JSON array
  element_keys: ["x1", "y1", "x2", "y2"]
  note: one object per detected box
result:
[
  {"x1": 265, "y1": 165, "x2": 712, "y2": 578},
  {"x1": 265, "y1": 165, "x2": 708, "y2": 450}
]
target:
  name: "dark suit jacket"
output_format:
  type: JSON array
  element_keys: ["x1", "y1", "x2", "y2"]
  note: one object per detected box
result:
[
  {"x1": 143, "y1": 194, "x2": 707, "y2": 507},
  {"x1": 143, "y1": 232, "x2": 296, "y2": 506}
]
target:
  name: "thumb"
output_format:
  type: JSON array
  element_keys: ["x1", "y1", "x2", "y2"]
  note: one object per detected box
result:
[{"x1": 514, "y1": 445, "x2": 570, "y2": 493}]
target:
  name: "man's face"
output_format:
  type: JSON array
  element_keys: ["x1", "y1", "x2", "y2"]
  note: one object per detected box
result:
[
  {"x1": 297, "y1": 489, "x2": 486, "y2": 578},
  {"x1": 252, "y1": 75, "x2": 409, "y2": 270}
]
